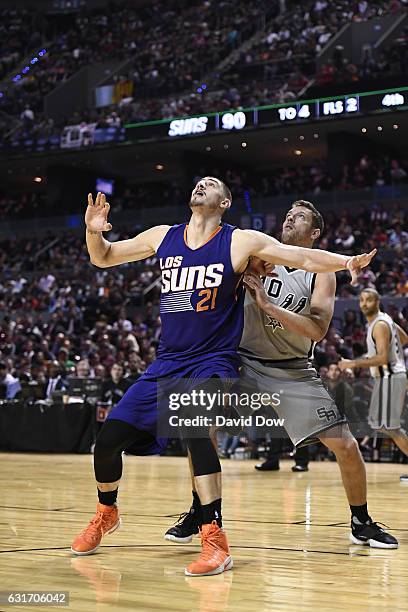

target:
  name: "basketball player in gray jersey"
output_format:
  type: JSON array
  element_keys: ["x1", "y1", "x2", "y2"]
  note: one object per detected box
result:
[
  {"x1": 165, "y1": 200, "x2": 398, "y2": 549},
  {"x1": 339, "y1": 288, "x2": 408, "y2": 482},
  {"x1": 241, "y1": 201, "x2": 397, "y2": 548}
]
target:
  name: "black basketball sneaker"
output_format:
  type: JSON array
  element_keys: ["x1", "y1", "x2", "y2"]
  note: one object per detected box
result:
[
  {"x1": 254, "y1": 460, "x2": 280, "y2": 471},
  {"x1": 350, "y1": 517, "x2": 398, "y2": 549},
  {"x1": 291, "y1": 464, "x2": 309, "y2": 472},
  {"x1": 164, "y1": 506, "x2": 202, "y2": 543}
]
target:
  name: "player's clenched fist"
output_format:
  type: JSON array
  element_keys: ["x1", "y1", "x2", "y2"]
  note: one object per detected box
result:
[{"x1": 85, "y1": 192, "x2": 112, "y2": 232}]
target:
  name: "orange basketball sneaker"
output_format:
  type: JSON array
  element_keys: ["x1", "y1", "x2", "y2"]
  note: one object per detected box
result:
[
  {"x1": 71, "y1": 503, "x2": 121, "y2": 555},
  {"x1": 185, "y1": 521, "x2": 233, "y2": 576}
]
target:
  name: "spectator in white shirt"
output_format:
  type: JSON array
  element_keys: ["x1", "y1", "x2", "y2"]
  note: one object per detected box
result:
[
  {"x1": 38, "y1": 274, "x2": 56, "y2": 293},
  {"x1": 0, "y1": 362, "x2": 21, "y2": 399}
]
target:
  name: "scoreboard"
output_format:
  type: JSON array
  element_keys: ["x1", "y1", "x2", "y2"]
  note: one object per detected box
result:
[
  {"x1": 268, "y1": 90, "x2": 406, "y2": 123},
  {"x1": 125, "y1": 86, "x2": 408, "y2": 141}
]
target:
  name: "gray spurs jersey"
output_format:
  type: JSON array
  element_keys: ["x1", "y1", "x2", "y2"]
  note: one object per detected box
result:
[
  {"x1": 366, "y1": 311, "x2": 406, "y2": 377},
  {"x1": 239, "y1": 266, "x2": 317, "y2": 362}
]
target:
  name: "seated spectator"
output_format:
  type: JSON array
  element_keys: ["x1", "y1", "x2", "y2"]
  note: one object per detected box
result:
[
  {"x1": 389, "y1": 223, "x2": 408, "y2": 248},
  {"x1": 0, "y1": 361, "x2": 21, "y2": 399},
  {"x1": 325, "y1": 363, "x2": 354, "y2": 416},
  {"x1": 342, "y1": 310, "x2": 358, "y2": 338},
  {"x1": 57, "y1": 348, "x2": 75, "y2": 374},
  {"x1": 44, "y1": 361, "x2": 66, "y2": 399},
  {"x1": 75, "y1": 359, "x2": 91, "y2": 378},
  {"x1": 102, "y1": 363, "x2": 132, "y2": 406},
  {"x1": 126, "y1": 353, "x2": 145, "y2": 383},
  {"x1": 396, "y1": 272, "x2": 408, "y2": 296},
  {"x1": 94, "y1": 364, "x2": 107, "y2": 380}
]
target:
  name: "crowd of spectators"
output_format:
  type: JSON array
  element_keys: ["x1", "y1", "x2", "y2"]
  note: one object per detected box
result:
[
  {"x1": 116, "y1": 0, "x2": 278, "y2": 100},
  {"x1": 58, "y1": 6, "x2": 408, "y2": 128},
  {"x1": 2, "y1": 0, "x2": 407, "y2": 147},
  {"x1": 318, "y1": 202, "x2": 408, "y2": 297},
  {"x1": 0, "y1": 191, "x2": 47, "y2": 220},
  {"x1": 0, "y1": 8, "x2": 49, "y2": 81},
  {"x1": 100, "y1": 0, "x2": 407, "y2": 125},
  {"x1": 0, "y1": 229, "x2": 161, "y2": 401},
  {"x1": 217, "y1": 155, "x2": 408, "y2": 200},
  {"x1": 0, "y1": 0, "x2": 276, "y2": 130},
  {"x1": 316, "y1": 26, "x2": 408, "y2": 88},
  {"x1": 2, "y1": 152, "x2": 408, "y2": 220},
  {"x1": 220, "y1": 0, "x2": 406, "y2": 97}
]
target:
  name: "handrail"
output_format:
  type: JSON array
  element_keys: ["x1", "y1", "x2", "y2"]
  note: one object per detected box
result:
[
  {"x1": 142, "y1": 276, "x2": 161, "y2": 297},
  {"x1": 374, "y1": 12, "x2": 407, "y2": 50},
  {"x1": 0, "y1": 42, "x2": 50, "y2": 90},
  {"x1": 316, "y1": 22, "x2": 350, "y2": 67},
  {"x1": 33, "y1": 237, "x2": 59, "y2": 261}
]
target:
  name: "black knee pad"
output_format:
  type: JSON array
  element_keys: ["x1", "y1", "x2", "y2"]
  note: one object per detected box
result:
[
  {"x1": 94, "y1": 420, "x2": 132, "y2": 456},
  {"x1": 187, "y1": 438, "x2": 221, "y2": 476},
  {"x1": 94, "y1": 419, "x2": 151, "y2": 483}
]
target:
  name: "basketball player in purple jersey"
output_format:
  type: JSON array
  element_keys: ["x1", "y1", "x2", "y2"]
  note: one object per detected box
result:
[{"x1": 71, "y1": 178, "x2": 375, "y2": 576}]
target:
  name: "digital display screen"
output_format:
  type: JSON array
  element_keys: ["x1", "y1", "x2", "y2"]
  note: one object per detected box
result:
[
  {"x1": 96, "y1": 178, "x2": 114, "y2": 195},
  {"x1": 124, "y1": 86, "x2": 408, "y2": 142}
]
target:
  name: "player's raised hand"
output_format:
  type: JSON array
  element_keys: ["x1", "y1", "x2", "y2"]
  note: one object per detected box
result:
[
  {"x1": 346, "y1": 249, "x2": 377, "y2": 286},
  {"x1": 85, "y1": 192, "x2": 112, "y2": 232}
]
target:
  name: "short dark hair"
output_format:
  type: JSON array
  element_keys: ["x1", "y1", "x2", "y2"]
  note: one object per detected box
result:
[
  {"x1": 220, "y1": 180, "x2": 232, "y2": 203},
  {"x1": 360, "y1": 288, "x2": 380, "y2": 300},
  {"x1": 291, "y1": 200, "x2": 324, "y2": 235},
  {"x1": 201, "y1": 176, "x2": 232, "y2": 203}
]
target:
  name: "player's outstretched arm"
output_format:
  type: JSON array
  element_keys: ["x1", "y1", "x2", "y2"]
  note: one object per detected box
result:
[
  {"x1": 85, "y1": 192, "x2": 170, "y2": 267},
  {"x1": 237, "y1": 230, "x2": 376, "y2": 284},
  {"x1": 339, "y1": 321, "x2": 390, "y2": 370}
]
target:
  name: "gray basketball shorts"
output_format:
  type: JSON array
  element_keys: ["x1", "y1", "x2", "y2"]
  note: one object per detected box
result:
[
  {"x1": 239, "y1": 356, "x2": 346, "y2": 447},
  {"x1": 368, "y1": 373, "x2": 407, "y2": 430}
]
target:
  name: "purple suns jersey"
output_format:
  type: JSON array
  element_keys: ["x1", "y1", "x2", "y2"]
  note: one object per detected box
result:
[{"x1": 156, "y1": 223, "x2": 244, "y2": 360}]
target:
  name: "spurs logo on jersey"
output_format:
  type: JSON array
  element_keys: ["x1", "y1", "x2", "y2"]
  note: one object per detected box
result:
[
  {"x1": 366, "y1": 312, "x2": 406, "y2": 378},
  {"x1": 240, "y1": 266, "x2": 316, "y2": 361},
  {"x1": 265, "y1": 315, "x2": 283, "y2": 332},
  {"x1": 316, "y1": 406, "x2": 338, "y2": 422},
  {"x1": 159, "y1": 256, "x2": 224, "y2": 313}
]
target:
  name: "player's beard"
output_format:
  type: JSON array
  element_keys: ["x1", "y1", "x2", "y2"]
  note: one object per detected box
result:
[
  {"x1": 282, "y1": 226, "x2": 314, "y2": 248},
  {"x1": 281, "y1": 227, "x2": 301, "y2": 245},
  {"x1": 189, "y1": 196, "x2": 220, "y2": 211},
  {"x1": 362, "y1": 305, "x2": 378, "y2": 318},
  {"x1": 189, "y1": 193, "x2": 207, "y2": 207},
  {"x1": 189, "y1": 198, "x2": 203, "y2": 207}
]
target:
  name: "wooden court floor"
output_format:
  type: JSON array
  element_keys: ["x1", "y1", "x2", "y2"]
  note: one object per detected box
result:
[{"x1": 0, "y1": 453, "x2": 407, "y2": 612}]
